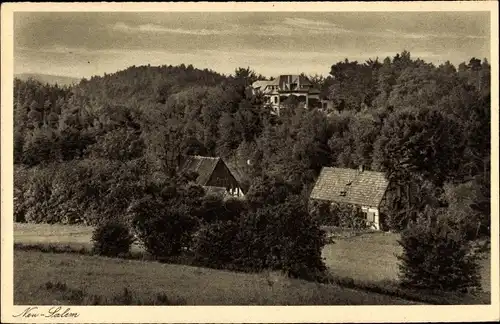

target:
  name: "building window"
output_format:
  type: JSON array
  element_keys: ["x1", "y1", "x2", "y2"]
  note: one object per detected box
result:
[
  {"x1": 366, "y1": 211, "x2": 375, "y2": 222},
  {"x1": 273, "y1": 96, "x2": 278, "y2": 104}
]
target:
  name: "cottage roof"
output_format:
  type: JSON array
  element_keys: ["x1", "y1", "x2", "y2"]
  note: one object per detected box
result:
[
  {"x1": 310, "y1": 167, "x2": 389, "y2": 207},
  {"x1": 180, "y1": 155, "x2": 220, "y2": 186},
  {"x1": 224, "y1": 162, "x2": 244, "y2": 185}
]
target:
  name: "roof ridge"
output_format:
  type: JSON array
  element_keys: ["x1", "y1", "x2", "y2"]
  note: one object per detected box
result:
[
  {"x1": 322, "y1": 166, "x2": 386, "y2": 176},
  {"x1": 189, "y1": 155, "x2": 220, "y2": 160}
]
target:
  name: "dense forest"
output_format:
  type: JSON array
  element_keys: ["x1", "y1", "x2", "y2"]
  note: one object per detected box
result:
[{"x1": 14, "y1": 51, "x2": 491, "y2": 239}]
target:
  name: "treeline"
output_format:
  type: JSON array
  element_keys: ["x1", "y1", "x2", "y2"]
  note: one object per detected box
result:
[{"x1": 14, "y1": 52, "x2": 490, "y2": 241}]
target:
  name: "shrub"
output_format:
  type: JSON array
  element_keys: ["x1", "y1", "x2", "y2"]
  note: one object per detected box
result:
[
  {"x1": 91, "y1": 221, "x2": 134, "y2": 257},
  {"x1": 443, "y1": 179, "x2": 490, "y2": 240},
  {"x1": 193, "y1": 220, "x2": 240, "y2": 268},
  {"x1": 196, "y1": 195, "x2": 247, "y2": 224},
  {"x1": 234, "y1": 195, "x2": 327, "y2": 278},
  {"x1": 193, "y1": 192, "x2": 327, "y2": 279},
  {"x1": 245, "y1": 175, "x2": 301, "y2": 208},
  {"x1": 309, "y1": 201, "x2": 367, "y2": 230},
  {"x1": 273, "y1": 198, "x2": 327, "y2": 278},
  {"x1": 196, "y1": 194, "x2": 226, "y2": 224},
  {"x1": 309, "y1": 200, "x2": 338, "y2": 226},
  {"x1": 22, "y1": 166, "x2": 56, "y2": 223},
  {"x1": 397, "y1": 209, "x2": 481, "y2": 292},
  {"x1": 334, "y1": 204, "x2": 367, "y2": 230},
  {"x1": 14, "y1": 167, "x2": 30, "y2": 222},
  {"x1": 129, "y1": 194, "x2": 199, "y2": 258}
]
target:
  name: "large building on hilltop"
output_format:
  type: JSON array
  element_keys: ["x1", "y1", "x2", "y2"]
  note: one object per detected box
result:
[{"x1": 251, "y1": 74, "x2": 322, "y2": 115}]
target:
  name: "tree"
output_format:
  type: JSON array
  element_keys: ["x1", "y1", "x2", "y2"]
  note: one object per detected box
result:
[
  {"x1": 217, "y1": 112, "x2": 241, "y2": 157},
  {"x1": 128, "y1": 181, "x2": 202, "y2": 258},
  {"x1": 245, "y1": 175, "x2": 301, "y2": 209},
  {"x1": 328, "y1": 59, "x2": 378, "y2": 111},
  {"x1": 21, "y1": 126, "x2": 61, "y2": 166},
  {"x1": 292, "y1": 110, "x2": 332, "y2": 174},
  {"x1": 92, "y1": 221, "x2": 135, "y2": 257},
  {"x1": 373, "y1": 108, "x2": 465, "y2": 187},
  {"x1": 235, "y1": 196, "x2": 327, "y2": 278},
  {"x1": 387, "y1": 60, "x2": 439, "y2": 111},
  {"x1": 398, "y1": 209, "x2": 481, "y2": 292},
  {"x1": 232, "y1": 67, "x2": 259, "y2": 89}
]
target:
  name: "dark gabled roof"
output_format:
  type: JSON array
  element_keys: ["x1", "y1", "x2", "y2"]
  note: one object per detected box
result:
[
  {"x1": 224, "y1": 161, "x2": 244, "y2": 184},
  {"x1": 180, "y1": 155, "x2": 220, "y2": 186},
  {"x1": 310, "y1": 167, "x2": 390, "y2": 207}
]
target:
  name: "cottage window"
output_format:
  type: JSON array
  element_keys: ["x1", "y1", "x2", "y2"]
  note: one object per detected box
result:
[
  {"x1": 366, "y1": 211, "x2": 375, "y2": 222},
  {"x1": 339, "y1": 191, "x2": 346, "y2": 196}
]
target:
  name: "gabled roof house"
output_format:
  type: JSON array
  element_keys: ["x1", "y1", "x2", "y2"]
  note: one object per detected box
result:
[
  {"x1": 179, "y1": 155, "x2": 246, "y2": 198},
  {"x1": 310, "y1": 166, "x2": 390, "y2": 230}
]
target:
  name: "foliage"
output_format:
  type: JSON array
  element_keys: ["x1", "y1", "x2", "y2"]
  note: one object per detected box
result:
[
  {"x1": 193, "y1": 220, "x2": 241, "y2": 268},
  {"x1": 194, "y1": 180, "x2": 327, "y2": 279},
  {"x1": 397, "y1": 209, "x2": 481, "y2": 292},
  {"x1": 333, "y1": 204, "x2": 368, "y2": 230},
  {"x1": 442, "y1": 177, "x2": 490, "y2": 240},
  {"x1": 236, "y1": 190, "x2": 326, "y2": 278},
  {"x1": 91, "y1": 221, "x2": 134, "y2": 257},
  {"x1": 309, "y1": 201, "x2": 367, "y2": 230},
  {"x1": 14, "y1": 54, "x2": 491, "y2": 247},
  {"x1": 128, "y1": 181, "x2": 203, "y2": 258}
]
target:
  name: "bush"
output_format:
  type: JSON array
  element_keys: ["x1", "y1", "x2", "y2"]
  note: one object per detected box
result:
[
  {"x1": 193, "y1": 220, "x2": 241, "y2": 268},
  {"x1": 236, "y1": 195, "x2": 326, "y2": 277},
  {"x1": 193, "y1": 191, "x2": 327, "y2": 280},
  {"x1": 309, "y1": 200, "x2": 367, "y2": 230},
  {"x1": 334, "y1": 204, "x2": 368, "y2": 230},
  {"x1": 272, "y1": 198, "x2": 327, "y2": 278},
  {"x1": 91, "y1": 221, "x2": 134, "y2": 257},
  {"x1": 14, "y1": 159, "x2": 149, "y2": 226},
  {"x1": 397, "y1": 209, "x2": 481, "y2": 292},
  {"x1": 130, "y1": 193, "x2": 199, "y2": 258},
  {"x1": 14, "y1": 166, "x2": 30, "y2": 222},
  {"x1": 309, "y1": 200, "x2": 338, "y2": 226},
  {"x1": 196, "y1": 195, "x2": 247, "y2": 224},
  {"x1": 443, "y1": 179, "x2": 490, "y2": 240}
]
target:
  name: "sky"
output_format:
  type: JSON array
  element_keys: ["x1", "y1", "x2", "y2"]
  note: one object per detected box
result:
[{"x1": 14, "y1": 11, "x2": 491, "y2": 79}]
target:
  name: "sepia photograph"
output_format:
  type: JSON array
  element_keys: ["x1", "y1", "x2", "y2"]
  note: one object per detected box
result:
[{"x1": 1, "y1": 1, "x2": 499, "y2": 323}]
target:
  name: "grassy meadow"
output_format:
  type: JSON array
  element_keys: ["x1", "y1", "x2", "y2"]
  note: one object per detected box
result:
[
  {"x1": 323, "y1": 231, "x2": 491, "y2": 293},
  {"x1": 12, "y1": 223, "x2": 491, "y2": 305},
  {"x1": 14, "y1": 250, "x2": 419, "y2": 305}
]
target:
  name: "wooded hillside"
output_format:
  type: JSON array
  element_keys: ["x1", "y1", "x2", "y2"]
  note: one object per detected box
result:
[{"x1": 14, "y1": 52, "x2": 491, "y2": 238}]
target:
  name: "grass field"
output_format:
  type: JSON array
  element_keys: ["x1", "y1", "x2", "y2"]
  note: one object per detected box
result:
[
  {"x1": 14, "y1": 222, "x2": 95, "y2": 248},
  {"x1": 14, "y1": 250, "x2": 419, "y2": 305},
  {"x1": 14, "y1": 223, "x2": 491, "y2": 292},
  {"x1": 322, "y1": 231, "x2": 491, "y2": 293},
  {"x1": 12, "y1": 223, "x2": 491, "y2": 304}
]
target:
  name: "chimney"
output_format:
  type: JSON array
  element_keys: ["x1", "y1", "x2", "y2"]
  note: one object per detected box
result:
[{"x1": 358, "y1": 165, "x2": 364, "y2": 173}]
